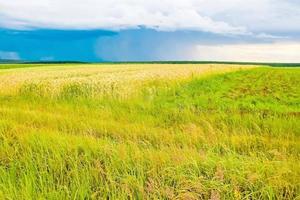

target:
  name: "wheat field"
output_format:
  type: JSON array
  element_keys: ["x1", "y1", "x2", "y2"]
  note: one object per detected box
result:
[{"x1": 0, "y1": 63, "x2": 299, "y2": 199}]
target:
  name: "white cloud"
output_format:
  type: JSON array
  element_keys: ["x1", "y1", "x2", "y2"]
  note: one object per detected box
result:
[
  {"x1": 191, "y1": 42, "x2": 300, "y2": 63},
  {"x1": 0, "y1": 51, "x2": 20, "y2": 60},
  {"x1": 40, "y1": 56, "x2": 54, "y2": 61},
  {"x1": 192, "y1": 0, "x2": 300, "y2": 33},
  {"x1": 1, "y1": 0, "x2": 299, "y2": 35}
]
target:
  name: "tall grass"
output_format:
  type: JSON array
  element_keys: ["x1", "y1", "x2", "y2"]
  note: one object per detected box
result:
[{"x1": 0, "y1": 64, "x2": 299, "y2": 199}]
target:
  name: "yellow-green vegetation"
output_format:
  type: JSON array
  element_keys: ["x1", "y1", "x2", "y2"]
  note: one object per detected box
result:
[{"x1": 0, "y1": 64, "x2": 299, "y2": 199}]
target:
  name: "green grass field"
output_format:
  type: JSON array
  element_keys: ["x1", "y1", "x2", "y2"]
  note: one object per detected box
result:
[{"x1": 0, "y1": 64, "x2": 299, "y2": 199}]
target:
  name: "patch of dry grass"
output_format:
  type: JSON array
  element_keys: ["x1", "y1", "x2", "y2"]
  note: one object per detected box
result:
[{"x1": 0, "y1": 64, "x2": 254, "y2": 98}]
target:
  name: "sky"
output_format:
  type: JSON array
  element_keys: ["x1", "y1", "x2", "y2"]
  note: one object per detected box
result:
[{"x1": 0, "y1": 0, "x2": 300, "y2": 62}]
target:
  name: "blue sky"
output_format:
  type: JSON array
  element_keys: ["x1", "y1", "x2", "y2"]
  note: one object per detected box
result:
[{"x1": 0, "y1": 0, "x2": 300, "y2": 62}]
